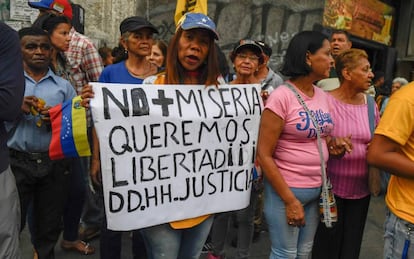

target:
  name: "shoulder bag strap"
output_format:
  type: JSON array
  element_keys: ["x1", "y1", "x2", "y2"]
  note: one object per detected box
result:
[
  {"x1": 366, "y1": 94, "x2": 375, "y2": 137},
  {"x1": 284, "y1": 81, "x2": 334, "y2": 227}
]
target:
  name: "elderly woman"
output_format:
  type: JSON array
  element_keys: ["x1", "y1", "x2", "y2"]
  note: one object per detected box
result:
[
  {"x1": 257, "y1": 31, "x2": 343, "y2": 258},
  {"x1": 228, "y1": 39, "x2": 264, "y2": 84},
  {"x1": 312, "y1": 48, "x2": 379, "y2": 259},
  {"x1": 380, "y1": 77, "x2": 409, "y2": 115},
  {"x1": 207, "y1": 39, "x2": 263, "y2": 259},
  {"x1": 99, "y1": 16, "x2": 159, "y2": 83},
  {"x1": 86, "y1": 16, "x2": 160, "y2": 259}
]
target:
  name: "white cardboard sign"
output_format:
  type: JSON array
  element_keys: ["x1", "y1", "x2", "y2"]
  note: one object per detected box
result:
[{"x1": 90, "y1": 83, "x2": 262, "y2": 230}]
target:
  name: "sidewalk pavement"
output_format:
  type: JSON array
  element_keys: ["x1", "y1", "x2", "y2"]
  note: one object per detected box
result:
[{"x1": 20, "y1": 195, "x2": 386, "y2": 258}]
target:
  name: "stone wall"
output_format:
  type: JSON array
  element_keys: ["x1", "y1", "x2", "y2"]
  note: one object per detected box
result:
[{"x1": 76, "y1": 0, "x2": 324, "y2": 71}]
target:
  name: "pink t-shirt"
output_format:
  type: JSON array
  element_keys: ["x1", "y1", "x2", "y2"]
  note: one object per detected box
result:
[
  {"x1": 265, "y1": 83, "x2": 333, "y2": 188},
  {"x1": 326, "y1": 94, "x2": 380, "y2": 199}
]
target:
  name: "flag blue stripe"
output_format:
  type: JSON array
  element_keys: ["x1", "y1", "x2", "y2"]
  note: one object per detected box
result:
[{"x1": 59, "y1": 99, "x2": 78, "y2": 157}]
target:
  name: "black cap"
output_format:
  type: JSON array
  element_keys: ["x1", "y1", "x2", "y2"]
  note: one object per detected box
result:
[
  {"x1": 120, "y1": 16, "x2": 159, "y2": 34},
  {"x1": 233, "y1": 39, "x2": 263, "y2": 56},
  {"x1": 255, "y1": 40, "x2": 272, "y2": 57}
]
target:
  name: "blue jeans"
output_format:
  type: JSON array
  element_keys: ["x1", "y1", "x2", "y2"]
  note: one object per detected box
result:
[
  {"x1": 141, "y1": 216, "x2": 213, "y2": 259},
  {"x1": 264, "y1": 181, "x2": 320, "y2": 259},
  {"x1": 384, "y1": 207, "x2": 414, "y2": 259}
]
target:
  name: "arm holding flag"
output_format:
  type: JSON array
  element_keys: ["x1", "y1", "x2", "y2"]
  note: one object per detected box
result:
[
  {"x1": 90, "y1": 127, "x2": 101, "y2": 185},
  {"x1": 80, "y1": 84, "x2": 101, "y2": 185}
]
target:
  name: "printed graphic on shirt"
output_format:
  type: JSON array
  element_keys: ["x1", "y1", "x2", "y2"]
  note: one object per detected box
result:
[{"x1": 296, "y1": 109, "x2": 333, "y2": 138}]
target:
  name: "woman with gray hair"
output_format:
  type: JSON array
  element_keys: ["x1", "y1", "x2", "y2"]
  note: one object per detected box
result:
[
  {"x1": 380, "y1": 77, "x2": 409, "y2": 115},
  {"x1": 89, "y1": 16, "x2": 160, "y2": 259}
]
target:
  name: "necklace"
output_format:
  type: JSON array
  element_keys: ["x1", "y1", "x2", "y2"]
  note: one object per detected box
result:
[{"x1": 127, "y1": 61, "x2": 153, "y2": 78}]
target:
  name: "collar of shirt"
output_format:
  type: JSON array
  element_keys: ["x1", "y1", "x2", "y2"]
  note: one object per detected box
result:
[{"x1": 24, "y1": 68, "x2": 60, "y2": 85}]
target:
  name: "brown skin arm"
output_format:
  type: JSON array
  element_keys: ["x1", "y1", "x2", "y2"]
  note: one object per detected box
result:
[
  {"x1": 79, "y1": 84, "x2": 100, "y2": 184},
  {"x1": 22, "y1": 96, "x2": 39, "y2": 114},
  {"x1": 90, "y1": 127, "x2": 102, "y2": 185},
  {"x1": 80, "y1": 84, "x2": 95, "y2": 109},
  {"x1": 39, "y1": 105, "x2": 51, "y2": 124},
  {"x1": 257, "y1": 109, "x2": 305, "y2": 227},
  {"x1": 367, "y1": 134, "x2": 414, "y2": 179}
]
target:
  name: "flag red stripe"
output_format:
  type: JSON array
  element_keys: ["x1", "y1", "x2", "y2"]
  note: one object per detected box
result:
[{"x1": 49, "y1": 104, "x2": 64, "y2": 159}]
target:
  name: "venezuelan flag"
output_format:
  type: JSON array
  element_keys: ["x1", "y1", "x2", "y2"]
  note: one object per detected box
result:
[
  {"x1": 174, "y1": 0, "x2": 208, "y2": 25},
  {"x1": 49, "y1": 96, "x2": 91, "y2": 160}
]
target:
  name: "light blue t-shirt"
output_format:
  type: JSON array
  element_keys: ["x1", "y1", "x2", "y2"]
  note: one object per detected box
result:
[{"x1": 7, "y1": 69, "x2": 76, "y2": 152}]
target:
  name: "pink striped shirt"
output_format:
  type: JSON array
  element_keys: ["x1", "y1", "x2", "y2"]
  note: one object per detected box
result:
[{"x1": 327, "y1": 94, "x2": 379, "y2": 199}]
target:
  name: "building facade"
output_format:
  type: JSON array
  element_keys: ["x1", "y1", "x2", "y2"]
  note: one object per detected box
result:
[{"x1": 1, "y1": 0, "x2": 413, "y2": 80}]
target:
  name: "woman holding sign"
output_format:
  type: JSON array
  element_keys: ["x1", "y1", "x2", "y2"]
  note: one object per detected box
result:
[
  {"x1": 256, "y1": 31, "x2": 351, "y2": 258},
  {"x1": 81, "y1": 12, "x2": 236, "y2": 259},
  {"x1": 140, "y1": 13, "x2": 222, "y2": 259}
]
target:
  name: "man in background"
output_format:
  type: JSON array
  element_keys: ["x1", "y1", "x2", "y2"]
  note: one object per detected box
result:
[
  {"x1": 0, "y1": 21, "x2": 25, "y2": 259},
  {"x1": 317, "y1": 29, "x2": 352, "y2": 91},
  {"x1": 251, "y1": 40, "x2": 283, "y2": 243},
  {"x1": 255, "y1": 40, "x2": 284, "y2": 101}
]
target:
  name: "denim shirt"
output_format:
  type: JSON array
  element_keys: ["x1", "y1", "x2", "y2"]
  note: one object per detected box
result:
[{"x1": 7, "y1": 69, "x2": 76, "y2": 152}]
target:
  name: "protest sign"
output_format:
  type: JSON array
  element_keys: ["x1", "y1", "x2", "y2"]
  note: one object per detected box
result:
[{"x1": 90, "y1": 82, "x2": 263, "y2": 230}]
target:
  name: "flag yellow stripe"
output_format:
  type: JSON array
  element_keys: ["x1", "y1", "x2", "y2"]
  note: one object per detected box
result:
[
  {"x1": 71, "y1": 96, "x2": 91, "y2": 157},
  {"x1": 175, "y1": 0, "x2": 208, "y2": 25}
]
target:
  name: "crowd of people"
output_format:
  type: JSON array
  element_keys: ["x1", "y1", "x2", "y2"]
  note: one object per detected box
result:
[{"x1": 1, "y1": 0, "x2": 413, "y2": 259}]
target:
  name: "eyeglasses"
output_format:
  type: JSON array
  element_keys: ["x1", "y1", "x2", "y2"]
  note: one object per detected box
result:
[{"x1": 236, "y1": 53, "x2": 259, "y2": 61}]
